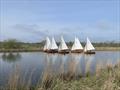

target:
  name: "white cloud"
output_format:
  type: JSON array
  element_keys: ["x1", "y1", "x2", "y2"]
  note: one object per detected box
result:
[{"x1": 1, "y1": 20, "x2": 119, "y2": 42}]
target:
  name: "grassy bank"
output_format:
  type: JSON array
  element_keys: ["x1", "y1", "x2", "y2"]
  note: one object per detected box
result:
[
  {"x1": 0, "y1": 47, "x2": 120, "y2": 52},
  {"x1": 0, "y1": 48, "x2": 42, "y2": 52},
  {"x1": 0, "y1": 39, "x2": 120, "y2": 52},
  {"x1": 1, "y1": 62, "x2": 120, "y2": 90},
  {"x1": 38, "y1": 63, "x2": 120, "y2": 90},
  {"x1": 95, "y1": 47, "x2": 120, "y2": 51}
]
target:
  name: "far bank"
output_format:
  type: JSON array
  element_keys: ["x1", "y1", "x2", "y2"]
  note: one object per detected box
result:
[{"x1": 0, "y1": 47, "x2": 120, "y2": 53}]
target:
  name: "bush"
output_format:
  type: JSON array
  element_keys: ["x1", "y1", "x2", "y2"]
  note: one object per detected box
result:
[{"x1": 2, "y1": 39, "x2": 22, "y2": 49}]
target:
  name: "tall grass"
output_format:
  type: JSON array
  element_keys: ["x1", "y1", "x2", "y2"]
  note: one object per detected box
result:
[{"x1": 1, "y1": 60, "x2": 120, "y2": 90}]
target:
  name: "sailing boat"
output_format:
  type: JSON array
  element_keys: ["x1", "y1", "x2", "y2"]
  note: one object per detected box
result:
[
  {"x1": 58, "y1": 36, "x2": 69, "y2": 54},
  {"x1": 49, "y1": 37, "x2": 58, "y2": 53},
  {"x1": 71, "y1": 37, "x2": 83, "y2": 53},
  {"x1": 43, "y1": 37, "x2": 51, "y2": 52},
  {"x1": 84, "y1": 37, "x2": 95, "y2": 54}
]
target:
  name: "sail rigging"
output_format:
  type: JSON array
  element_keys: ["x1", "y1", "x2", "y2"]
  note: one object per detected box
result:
[
  {"x1": 50, "y1": 37, "x2": 58, "y2": 50},
  {"x1": 59, "y1": 36, "x2": 68, "y2": 51},
  {"x1": 71, "y1": 37, "x2": 83, "y2": 50},
  {"x1": 84, "y1": 37, "x2": 95, "y2": 52},
  {"x1": 43, "y1": 37, "x2": 51, "y2": 51}
]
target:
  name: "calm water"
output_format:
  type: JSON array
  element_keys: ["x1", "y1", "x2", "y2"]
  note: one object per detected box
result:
[{"x1": 0, "y1": 51, "x2": 120, "y2": 86}]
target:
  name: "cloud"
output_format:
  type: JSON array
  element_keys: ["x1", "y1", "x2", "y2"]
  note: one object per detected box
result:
[
  {"x1": 12, "y1": 24, "x2": 46, "y2": 36},
  {"x1": 95, "y1": 21, "x2": 114, "y2": 30},
  {"x1": 1, "y1": 24, "x2": 49, "y2": 42},
  {"x1": 1, "y1": 21, "x2": 119, "y2": 42}
]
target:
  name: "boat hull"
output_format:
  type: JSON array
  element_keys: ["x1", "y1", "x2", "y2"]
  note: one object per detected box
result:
[
  {"x1": 58, "y1": 49, "x2": 70, "y2": 54},
  {"x1": 84, "y1": 51, "x2": 95, "y2": 54},
  {"x1": 43, "y1": 49, "x2": 49, "y2": 52},
  {"x1": 47, "y1": 49, "x2": 58, "y2": 53},
  {"x1": 71, "y1": 49, "x2": 83, "y2": 53}
]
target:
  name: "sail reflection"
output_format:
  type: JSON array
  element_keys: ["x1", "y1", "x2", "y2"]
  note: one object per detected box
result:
[
  {"x1": 44, "y1": 53, "x2": 58, "y2": 74},
  {"x1": 41, "y1": 51, "x2": 119, "y2": 77},
  {"x1": 63, "y1": 54, "x2": 82, "y2": 76},
  {"x1": 84, "y1": 54, "x2": 95, "y2": 75},
  {"x1": 59, "y1": 54, "x2": 68, "y2": 74}
]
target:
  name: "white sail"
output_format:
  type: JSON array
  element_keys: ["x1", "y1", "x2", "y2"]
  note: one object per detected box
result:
[
  {"x1": 43, "y1": 37, "x2": 51, "y2": 50},
  {"x1": 50, "y1": 37, "x2": 58, "y2": 50},
  {"x1": 84, "y1": 37, "x2": 95, "y2": 52},
  {"x1": 59, "y1": 36, "x2": 68, "y2": 50},
  {"x1": 71, "y1": 37, "x2": 83, "y2": 50}
]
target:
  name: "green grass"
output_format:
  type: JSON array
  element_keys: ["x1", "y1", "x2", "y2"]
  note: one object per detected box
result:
[
  {"x1": 0, "y1": 47, "x2": 120, "y2": 52},
  {"x1": 95, "y1": 47, "x2": 120, "y2": 51}
]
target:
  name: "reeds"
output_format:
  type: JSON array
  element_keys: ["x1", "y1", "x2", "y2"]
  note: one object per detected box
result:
[
  {"x1": 4, "y1": 65, "x2": 36, "y2": 90},
  {"x1": 40, "y1": 61, "x2": 120, "y2": 90},
  {"x1": 1, "y1": 60, "x2": 120, "y2": 90}
]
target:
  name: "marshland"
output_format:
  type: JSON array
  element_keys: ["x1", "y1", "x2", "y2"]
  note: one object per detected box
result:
[{"x1": 0, "y1": 51, "x2": 120, "y2": 90}]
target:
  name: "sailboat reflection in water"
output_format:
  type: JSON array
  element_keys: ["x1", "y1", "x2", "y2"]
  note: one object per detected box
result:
[
  {"x1": 84, "y1": 54, "x2": 95, "y2": 75},
  {"x1": 70, "y1": 54, "x2": 83, "y2": 76}
]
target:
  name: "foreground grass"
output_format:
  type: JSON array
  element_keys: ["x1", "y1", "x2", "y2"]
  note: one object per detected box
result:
[
  {"x1": 37, "y1": 63, "x2": 120, "y2": 90},
  {"x1": 1, "y1": 62, "x2": 120, "y2": 90}
]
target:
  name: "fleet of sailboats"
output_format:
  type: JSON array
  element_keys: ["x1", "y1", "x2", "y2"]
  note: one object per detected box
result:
[{"x1": 43, "y1": 36, "x2": 95, "y2": 54}]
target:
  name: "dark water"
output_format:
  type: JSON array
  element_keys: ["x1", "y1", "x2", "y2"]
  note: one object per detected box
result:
[{"x1": 0, "y1": 51, "x2": 120, "y2": 86}]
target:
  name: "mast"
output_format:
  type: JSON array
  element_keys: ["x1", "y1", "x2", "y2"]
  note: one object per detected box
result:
[
  {"x1": 71, "y1": 37, "x2": 83, "y2": 50},
  {"x1": 84, "y1": 37, "x2": 95, "y2": 52},
  {"x1": 44, "y1": 37, "x2": 51, "y2": 50},
  {"x1": 59, "y1": 36, "x2": 68, "y2": 50},
  {"x1": 50, "y1": 37, "x2": 58, "y2": 50}
]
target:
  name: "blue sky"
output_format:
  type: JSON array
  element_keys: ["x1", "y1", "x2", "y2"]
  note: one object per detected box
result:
[{"x1": 0, "y1": 0, "x2": 120, "y2": 42}]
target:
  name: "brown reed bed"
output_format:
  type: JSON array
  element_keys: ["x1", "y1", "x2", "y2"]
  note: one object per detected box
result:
[
  {"x1": 0, "y1": 60, "x2": 120, "y2": 90},
  {"x1": 38, "y1": 60, "x2": 120, "y2": 90}
]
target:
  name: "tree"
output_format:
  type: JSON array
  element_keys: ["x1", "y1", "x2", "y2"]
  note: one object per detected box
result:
[{"x1": 3, "y1": 39, "x2": 22, "y2": 49}]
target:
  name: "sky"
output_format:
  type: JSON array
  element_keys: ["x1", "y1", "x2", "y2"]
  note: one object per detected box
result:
[{"x1": 0, "y1": 0, "x2": 120, "y2": 42}]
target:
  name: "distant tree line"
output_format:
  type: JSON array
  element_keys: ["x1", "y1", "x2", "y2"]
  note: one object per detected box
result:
[{"x1": 0, "y1": 39, "x2": 119, "y2": 49}]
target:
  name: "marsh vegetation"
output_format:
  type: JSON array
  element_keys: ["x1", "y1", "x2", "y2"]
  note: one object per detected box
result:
[{"x1": 0, "y1": 61, "x2": 120, "y2": 90}]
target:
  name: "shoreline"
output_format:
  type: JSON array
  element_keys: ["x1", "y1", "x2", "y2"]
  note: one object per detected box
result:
[
  {"x1": 0, "y1": 49, "x2": 43, "y2": 53},
  {"x1": 95, "y1": 47, "x2": 120, "y2": 51},
  {"x1": 0, "y1": 47, "x2": 120, "y2": 53}
]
